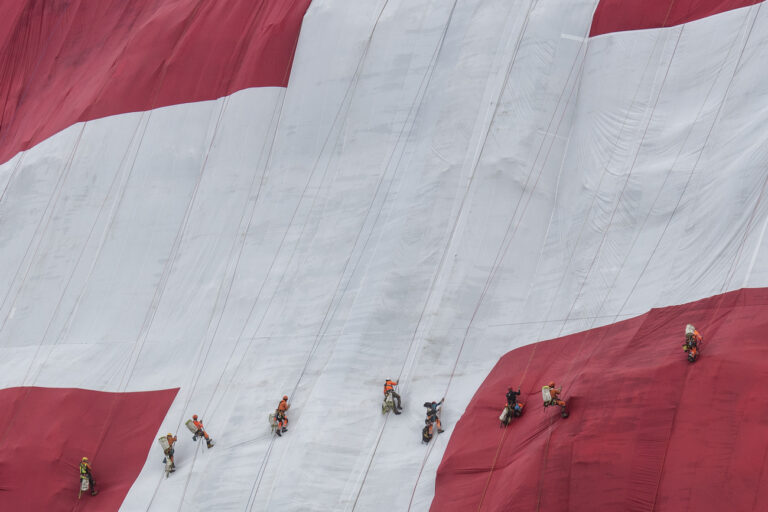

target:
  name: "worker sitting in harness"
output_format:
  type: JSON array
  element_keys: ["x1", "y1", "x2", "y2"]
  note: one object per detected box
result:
[{"x1": 384, "y1": 379, "x2": 403, "y2": 414}]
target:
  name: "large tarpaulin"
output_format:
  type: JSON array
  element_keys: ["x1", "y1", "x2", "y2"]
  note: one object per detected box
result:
[{"x1": 0, "y1": 0, "x2": 767, "y2": 509}]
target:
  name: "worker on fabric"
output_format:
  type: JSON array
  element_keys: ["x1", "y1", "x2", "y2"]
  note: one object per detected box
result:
[
  {"x1": 506, "y1": 387, "x2": 523, "y2": 416},
  {"x1": 542, "y1": 381, "x2": 566, "y2": 409},
  {"x1": 384, "y1": 379, "x2": 403, "y2": 414},
  {"x1": 683, "y1": 324, "x2": 702, "y2": 357},
  {"x1": 424, "y1": 398, "x2": 445, "y2": 433},
  {"x1": 500, "y1": 386, "x2": 524, "y2": 425},
  {"x1": 275, "y1": 395, "x2": 290, "y2": 436},
  {"x1": 79, "y1": 457, "x2": 98, "y2": 496},
  {"x1": 191, "y1": 414, "x2": 214, "y2": 448},
  {"x1": 542, "y1": 381, "x2": 569, "y2": 417},
  {"x1": 164, "y1": 433, "x2": 178, "y2": 470}
]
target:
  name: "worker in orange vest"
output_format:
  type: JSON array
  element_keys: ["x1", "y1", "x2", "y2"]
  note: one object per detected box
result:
[
  {"x1": 191, "y1": 414, "x2": 214, "y2": 448},
  {"x1": 164, "y1": 433, "x2": 178, "y2": 470},
  {"x1": 683, "y1": 324, "x2": 702, "y2": 359},
  {"x1": 384, "y1": 379, "x2": 402, "y2": 414},
  {"x1": 543, "y1": 382, "x2": 566, "y2": 408},
  {"x1": 276, "y1": 395, "x2": 290, "y2": 436}
]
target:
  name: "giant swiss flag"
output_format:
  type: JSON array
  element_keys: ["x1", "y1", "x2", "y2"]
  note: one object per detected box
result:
[{"x1": 1, "y1": 0, "x2": 767, "y2": 510}]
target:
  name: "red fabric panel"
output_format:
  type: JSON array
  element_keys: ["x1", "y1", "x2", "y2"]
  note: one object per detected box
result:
[
  {"x1": 590, "y1": 0, "x2": 763, "y2": 37},
  {"x1": 432, "y1": 288, "x2": 768, "y2": 511},
  {"x1": 0, "y1": 0, "x2": 312, "y2": 164},
  {"x1": 0, "y1": 386, "x2": 178, "y2": 511}
]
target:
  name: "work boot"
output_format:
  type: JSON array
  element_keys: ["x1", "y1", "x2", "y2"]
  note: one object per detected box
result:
[
  {"x1": 393, "y1": 409, "x2": 401, "y2": 415},
  {"x1": 282, "y1": 427, "x2": 288, "y2": 433},
  {"x1": 438, "y1": 428, "x2": 445, "y2": 433},
  {"x1": 276, "y1": 429, "x2": 282, "y2": 437},
  {"x1": 91, "y1": 490, "x2": 98, "y2": 496},
  {"x1": 207, "y1": 440, "x2": 213, "y2": 448}
]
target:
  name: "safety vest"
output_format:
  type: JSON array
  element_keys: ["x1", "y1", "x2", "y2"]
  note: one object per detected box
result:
[
  {"x1": 80, "y1": 462, "x2": 90, "y2": 476},
  {"x1": 384, "y1": 380, "x2": 397, "y2": 393}
]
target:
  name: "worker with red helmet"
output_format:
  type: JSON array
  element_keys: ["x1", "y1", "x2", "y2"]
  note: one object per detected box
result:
[
  {"x1": 275, "y1": 395, "x2": 290, "y2": 436},
  {"x1": 424, "y1": 398, "x2": 444, "y2": 433},
  {"x1": 191, "y1": 414, "x2": 214, "y2": 449}
]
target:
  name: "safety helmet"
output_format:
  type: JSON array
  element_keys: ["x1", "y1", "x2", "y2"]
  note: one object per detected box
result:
[
  {"x1": 548, "y1": 381, "x2": 555, "y2": 388},
  {"x1": 283, "y1": 395, "x2": 288, "y2": 400},
  {"x1": 168, "y1": 433, "x2": 174, "y2": 437},
  {"x1": 193, "y1": 414, "x2": 198, "y2": 420},
  {"x1": 82, "y1": 457, "x2": 88, "y2": 462}
]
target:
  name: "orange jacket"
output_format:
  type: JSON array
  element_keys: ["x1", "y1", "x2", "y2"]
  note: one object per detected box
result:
[
  {"x1": 692, "y1": 330, "x2": 702, "y2": 343},
  {"x1": 384, "y1": 380, "x2": 398, "y2": 394},
  {"x1": 193, "y1": 419, "x2": 204, "y2": 430},
  {"x1": 277, "y1": 399, "x2": 289, "y2": 413},
  {"x1": 166, "y1": 434, "x2": 177, "y2": 446},
  {"x1": 550, "y1": 387, "x2": 561, "y2": 400}
]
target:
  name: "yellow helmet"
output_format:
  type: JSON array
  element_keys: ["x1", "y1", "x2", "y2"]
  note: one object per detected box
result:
[
  {"x1": 82, "y1": 457, "x2": 88, "y2": 462},
  {"x1": 167, "y1": 433, "x2": 174, "y2": 437}
]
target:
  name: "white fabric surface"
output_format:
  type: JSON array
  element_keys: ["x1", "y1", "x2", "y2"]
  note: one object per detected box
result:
[{"x1": 0, "y1": 0, "x2": 767, "y2": 510}]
